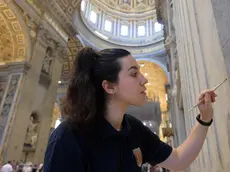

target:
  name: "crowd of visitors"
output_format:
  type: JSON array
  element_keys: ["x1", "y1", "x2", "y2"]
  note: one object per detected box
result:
[{"x1": 0, "y1": 161, "x2": 43, "y2": 172}]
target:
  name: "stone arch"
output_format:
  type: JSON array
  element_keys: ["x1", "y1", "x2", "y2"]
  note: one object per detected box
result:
[
  {"x1": 0, "y1": 1, "x2": 31, "y2": 64},
  {"x1": 136, "y1": 57, "x2": 169, "y2": 79},
  {"x1": 137, "y1": 60, "x2": 168, "y2": 112}
]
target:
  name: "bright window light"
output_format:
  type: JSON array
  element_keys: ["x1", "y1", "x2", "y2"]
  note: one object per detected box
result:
[
  {"x1": 138, "y1": 25, "x2": 145, "y2": 36},
  {"x1": 121, "y1": 25, "x2": 129, "y2": 36},
  {"x1": 90, "y1": 11, "x2": 97, "y2": 24},
  {"x1": 55, "y1": 119, "x2": 61, "y2": 128},
  {"x1": 81, "y1": 0, "x2": 86, "y2": 11},
  {"x1": 104, "y1": 20, "x2": 112, "y2": 32},
  {"x1": 155, "y1": 22, "x2": 162, "y2": 32}
]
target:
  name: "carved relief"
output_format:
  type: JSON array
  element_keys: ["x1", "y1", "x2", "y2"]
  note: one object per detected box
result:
[
  {"x1": 0, "y1": 78, "x2": 7, "y2": 105},
  {"x1": 26, "y1": 0, "x2": 42, "y2": 15},
  {"x1": 165, "y1": 33, "x2": 176, "y2": 50},
  {"x1": 97, "y1": 0, "x2": 155, "y2": 13},
  {"x1": 0, "y1": 74, "x2": 20, "y2": 144},
  {"x1": 44, "y1": 13, "x2": 68, "y2": 42}
]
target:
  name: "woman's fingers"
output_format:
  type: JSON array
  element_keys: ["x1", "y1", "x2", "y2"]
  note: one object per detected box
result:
[
  {"x1": 198, "y1": 90, "x2": 216, "y2": 101},
  {"x1": 198, "y1": 94, "x2": 216, "y2": 105}
]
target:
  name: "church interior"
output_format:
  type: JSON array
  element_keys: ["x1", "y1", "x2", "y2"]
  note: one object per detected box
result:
[{"x1": 0, "y1": 0, "x2": 230, "y2": 171}]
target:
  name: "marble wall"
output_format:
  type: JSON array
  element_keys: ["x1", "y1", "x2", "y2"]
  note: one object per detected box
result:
[{"x1": 158, "y1": 0, "x2": 230, "y2": 171}]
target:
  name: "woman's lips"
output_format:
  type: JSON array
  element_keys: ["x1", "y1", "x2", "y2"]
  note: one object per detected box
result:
[{"x1": 141, "y1": 91, "x2": 146, "y2": 95}]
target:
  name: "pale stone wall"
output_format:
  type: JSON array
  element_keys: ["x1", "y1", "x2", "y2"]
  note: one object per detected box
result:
[
  {"x1": 33, "y1": 51, "x2": 64, "y2": 163},
  {"x1": 171, "y1": 0, "x2": 230, "y2": 171},
  {"x1": 0, "y1": 1, "x2": 68, "y2": 164}
]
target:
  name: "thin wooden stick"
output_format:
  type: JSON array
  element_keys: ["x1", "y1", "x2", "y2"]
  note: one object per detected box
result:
[{"x1": 188, "y1": 78, "x2": 227, "y2": 112}]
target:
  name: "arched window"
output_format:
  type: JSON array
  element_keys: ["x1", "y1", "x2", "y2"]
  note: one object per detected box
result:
[
  {"x1": 81, "y1": 0, "x2": 86, "y2": 11},
  {"x1": 90, "y1": 11, "x2": 97, "y2": 24},
  {"x1": 104, "y1": 20, "x2": 112, "y2": 32},
  {"x1": 138, "y1": 25, "x2": 145, "y2": 36},
  {"x1": 121, "y1": 25, "x2": 129, "y2": 36},
  {"x1": 155, "y1": 22, "x2": 162, "y2": 32}
]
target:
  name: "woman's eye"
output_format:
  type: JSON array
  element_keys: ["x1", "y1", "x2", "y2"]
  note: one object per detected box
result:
[{"x1": 132, "y1": 73, "x2": 137, "y2": 77}]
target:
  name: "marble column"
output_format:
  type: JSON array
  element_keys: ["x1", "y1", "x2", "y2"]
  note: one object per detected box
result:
[
  {"x1": 164, "y1": 0, "x2": 187, "y2": 148},
  {"x1": 210, "y1": 2, "x2": 230, "y2": 170}
]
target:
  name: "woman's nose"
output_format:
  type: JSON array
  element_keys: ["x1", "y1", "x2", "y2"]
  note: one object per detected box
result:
[{"x1": 140, "y1": 74, "x2": 148, "y2": 85}]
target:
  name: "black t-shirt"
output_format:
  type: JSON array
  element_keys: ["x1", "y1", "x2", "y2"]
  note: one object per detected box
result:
[{"x1": 44, "y1": 114, "x2": 172, "y2": 172}]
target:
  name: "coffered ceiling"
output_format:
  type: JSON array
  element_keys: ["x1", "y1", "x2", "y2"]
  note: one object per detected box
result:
[{"x1": 0, "y1": 1, "x2": 27, "y2": 64}]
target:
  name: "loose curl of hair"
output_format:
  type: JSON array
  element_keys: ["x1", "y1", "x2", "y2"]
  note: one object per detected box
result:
[{"x1": 62, "y1": 47, "x2": 131, "y2": 132}]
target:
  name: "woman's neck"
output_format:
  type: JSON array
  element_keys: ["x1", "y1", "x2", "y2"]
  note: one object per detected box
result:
[{"x1": 105, "y1": 100, "x2": 127, "y2": 131}]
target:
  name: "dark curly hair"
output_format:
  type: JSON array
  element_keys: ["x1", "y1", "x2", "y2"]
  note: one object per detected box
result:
[{"x1": 62, "y1": 47, "x2": 131, "y2": 132}]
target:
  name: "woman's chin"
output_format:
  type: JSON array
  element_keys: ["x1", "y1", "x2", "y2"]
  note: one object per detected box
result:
[{"x1": 130, "y1": 99, "x2": 147, "y2": 106}]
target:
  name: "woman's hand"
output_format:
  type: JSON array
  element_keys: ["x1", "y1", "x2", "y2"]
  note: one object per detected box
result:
[{"x1": 197, "y1": 90, "x2": 217, "y2": 122}]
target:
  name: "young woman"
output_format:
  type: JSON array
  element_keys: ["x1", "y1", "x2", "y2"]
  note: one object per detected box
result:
[{"x1": 44, "y1": 47, "x2": 216, "y2": 172}]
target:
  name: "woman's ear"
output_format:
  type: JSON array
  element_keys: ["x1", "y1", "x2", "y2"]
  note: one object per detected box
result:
[{"x1": 102, "y1": 80, "x2": 116, "y2": 94}]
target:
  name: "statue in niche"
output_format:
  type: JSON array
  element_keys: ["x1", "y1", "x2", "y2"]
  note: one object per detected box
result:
[
  {"x1": 24, "y1": 112, "x2": 38, "y2": 148},
  {"x1": 42, "y1": 47, "x2": 53, "y2": 75}
]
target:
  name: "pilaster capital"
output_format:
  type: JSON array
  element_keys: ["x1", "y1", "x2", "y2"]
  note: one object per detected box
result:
[
  {"x1": 55, "y1": 44, "x2": 67, "y2": 62},
  {"x1": 36, "y1": 26, "x2": 59, "y2": 49},
  {"x1": 36, "y1": 26, "x2": 50, "y2": 48}
]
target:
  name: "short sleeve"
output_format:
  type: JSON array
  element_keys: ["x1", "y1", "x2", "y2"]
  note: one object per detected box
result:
[
  {"x1": 141, "y1": 124, "x2": 173, "y2": 166},
  {"x1": 44, "y1": 125, "x2": 86, "y2": 172}
]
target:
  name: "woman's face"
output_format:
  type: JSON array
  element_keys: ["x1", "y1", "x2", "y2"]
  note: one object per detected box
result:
[{"x1": 113, "y1": 55, "x2": 148, "y2": 106}]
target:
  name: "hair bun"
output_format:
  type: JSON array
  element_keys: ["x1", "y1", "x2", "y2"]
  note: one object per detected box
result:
[{"x1": 76, "y1": 47, "x2": 98, "y2": 72}]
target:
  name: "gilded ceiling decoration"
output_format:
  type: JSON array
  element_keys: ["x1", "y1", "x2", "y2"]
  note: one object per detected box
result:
[
  {"x1": 0, "y1": 1, "x2": 27, "y2": 64},
  {"x1": 55, "y1": 0, "x2": 80, "y2": 19},
  {"x1": 138, "y1": 61, "x2": 168, "y2": 112},
  {"x1": 92, "y1": 0, "x2": 155, "y2": 13},
  {"x1": 51, "y1": 103, "x2": 61, "y2": 128},
  {"x1": 61, "y1": 37, "x2": 83, "y2": 79}
]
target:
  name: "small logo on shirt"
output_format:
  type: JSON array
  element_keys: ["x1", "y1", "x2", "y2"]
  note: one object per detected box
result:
[{"x1": 133, "y1": 147, "x2": 143, "y2": 167}]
